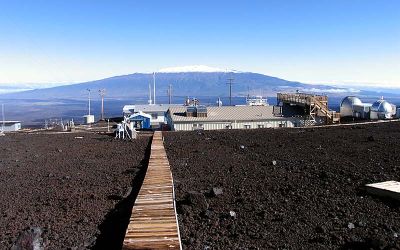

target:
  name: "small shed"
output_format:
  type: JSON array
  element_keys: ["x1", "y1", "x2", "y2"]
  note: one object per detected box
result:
[
  {"x1": 1, "y1": 121, "x2": 22, "y2": 132},
  {"x1": 129, "y1": 112, "x2": 151, "y2": 129},
  {"x1": 123, "y1": 104, "x2": 183, "y2": 128}
]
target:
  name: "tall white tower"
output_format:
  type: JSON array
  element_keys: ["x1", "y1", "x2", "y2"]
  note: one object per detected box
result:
[{"x1": 153, "y1": 72, "x2": 156, "y2": 105}]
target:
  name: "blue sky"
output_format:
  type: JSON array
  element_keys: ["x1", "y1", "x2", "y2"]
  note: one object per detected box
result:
[{"x1": 0, "y1": 0, "x2": 399, "y2": 87}]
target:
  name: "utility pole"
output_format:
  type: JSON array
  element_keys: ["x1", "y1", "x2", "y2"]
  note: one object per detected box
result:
[
  {"x1": 167, "y1": 84, "x2": 172, "y2": 104},
  {"x1": 86, "y1": 89, "x2": 91, "y2": 115},
  {"x1": 99, "y1": 89, "x2": 106, "y2": 120},
  {"x1": 226, "y1": 77, "x2": 234, "y2": 106}
]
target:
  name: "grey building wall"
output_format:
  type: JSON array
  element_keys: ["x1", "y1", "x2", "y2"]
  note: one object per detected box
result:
[{"x1": 170, "y1": 119, "x2": 302, "y2": 131}]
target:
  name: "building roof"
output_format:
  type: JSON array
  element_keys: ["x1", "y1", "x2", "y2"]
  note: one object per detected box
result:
[
  {"x1": 168, "y1": 106, "x2": 284, "y2": 123},
  {"x1": 130, "y1": 111, "x2": 152, "y2": 119},
  {"x1": 123, "y1": 104, "x2": 183, "y2": 114},
  {"x1": 2, "y1": 121, "x2": 21, "y2": 125}
]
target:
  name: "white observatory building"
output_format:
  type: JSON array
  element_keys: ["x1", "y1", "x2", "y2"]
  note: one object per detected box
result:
[
  {"x1": 340, "y1": 96, "x2": 396, "y2": 120},
  {"x1": 370, "y1": 99, "x2": 395, "y2": 120}
]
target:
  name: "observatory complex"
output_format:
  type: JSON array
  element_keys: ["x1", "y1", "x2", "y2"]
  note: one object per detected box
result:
[
  {"x1": 119, "y1": 93, "x2": 399, "y2": 132},
  {"x1": 165, "y1": 93, "x2": 341, "y2": 131},
  {"x1": 340, "y1": 96, "x2": 397, "y2": 120}
]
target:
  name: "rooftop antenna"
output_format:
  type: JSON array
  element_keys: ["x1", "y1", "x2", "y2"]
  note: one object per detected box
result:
[
  {"x1": 217, "y1": 97, "x2": 222, "y2": 107},
  {"x1": 226, "y1": 76, "x2": 235, "y2": 106},
  {"x1": 153, "y1": 72, "x2": 156, "y2": 105},
  {"x1": 99, "y1": 89, "x2": 106, "y2": 120},
  {"x1": 86, "y1": 89, "x2": 91, "y2": 116},
  {"x1": 167, "y1": 84, "x2": 172, "y2": 104}
]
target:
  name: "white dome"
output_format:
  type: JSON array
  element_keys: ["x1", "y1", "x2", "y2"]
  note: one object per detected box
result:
[
  {"x1": 340, "y1": 96, "x2": 362, "y2": 117},
  {"x1": 371, "y1": 100, "x2": 392, "y2": 113}
]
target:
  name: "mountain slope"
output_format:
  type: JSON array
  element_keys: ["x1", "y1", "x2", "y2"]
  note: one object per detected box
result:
[{"x1": 0, "y1": 71, "x2": 349, "y2": 100}]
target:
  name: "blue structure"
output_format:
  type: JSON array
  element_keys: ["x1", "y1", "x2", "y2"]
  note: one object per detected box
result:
[{"x1": 129, "y1": 112, "x2": 151, "y2": 129}]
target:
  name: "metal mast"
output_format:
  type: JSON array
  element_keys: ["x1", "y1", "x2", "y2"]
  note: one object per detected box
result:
[
  {"x1": 99, "y1": 89, "x2": 106, "y2": 120},
  {"x1": 153, "y1": 72, "x2": 156, "y2": 105},
  {"x1": 87, "y1": 89, "x2": 91, "y2": 115},
  {"x1": 227, "y1": 77, "x2": 234, "y2": 106},
  {"x1": 148, "y1": 81, "x2": 152, "y2": 104},
  {"x1": 167, "y1": 84, "x2": 172, "y2": 104}
]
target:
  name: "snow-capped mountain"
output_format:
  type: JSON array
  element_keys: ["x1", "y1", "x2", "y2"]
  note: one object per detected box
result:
[
  {"x1": 0, "y1": 66, "x2": 389, "y2": 100},
  {"x1": 158, "y1": 65, "x2": 240, "y2": 73}
]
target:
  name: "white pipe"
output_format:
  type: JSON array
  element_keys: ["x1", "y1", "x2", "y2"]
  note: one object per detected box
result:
[{"x1": 148, "y1": 81, "x2": 152, "y2": 104}]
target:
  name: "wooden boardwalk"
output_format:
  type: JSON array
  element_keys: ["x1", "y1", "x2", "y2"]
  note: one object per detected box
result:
[
  {"x1": 365, "y1": 181, "x2": 400, "y2": 201},
  {"x1": 123, "y1": 131, "x2": 181, "y2": 250}
]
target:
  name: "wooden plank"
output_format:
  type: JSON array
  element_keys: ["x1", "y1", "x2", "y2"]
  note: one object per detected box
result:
[
  {"x1": 365, "y1": 180, "x2": 400, "y2": 201},
  {"x1": 123, "y1": 131, "x2": 181, "y2": 250}
]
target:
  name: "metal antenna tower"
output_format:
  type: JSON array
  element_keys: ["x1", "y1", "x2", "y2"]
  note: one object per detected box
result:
[
  {"x1": 99, "y1": 89, "x2": 106, "y2": 120},
  {"x1": 148, "y1": 81, "x2": 152, "y2": 104},
  {"x1": 153, "y1": 72, "x2": 156, "y2": 105},
  {"x1": 226, "y1": 77, "x2": 235, "y2": 106},
  {"x1": 167, "y1": 84, "x2": 172, "y2": 104},
  {"x1": 86, "y1": 89, "x2": 91, "y2": 115}
]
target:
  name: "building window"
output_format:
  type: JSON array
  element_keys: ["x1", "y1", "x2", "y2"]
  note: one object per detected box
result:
[
  {"x1": 151, "y1": 113, "x2": 158, "y2": 119},
  {"x1": 258, "y1": 124, "x2": 264, "y2": 128},
  {"x1": 244, "y1": 124, "x2": 251, "y2": 129}
]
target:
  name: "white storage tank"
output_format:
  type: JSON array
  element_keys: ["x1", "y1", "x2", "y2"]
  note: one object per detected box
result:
[
  {"x1": 370, "y1": 99, "x2": 393, "y2": 120},
  {"x1": 340, "y1": 96, "x2": 363, "y2": 117},
  {"x1": 83, "y1": 115, "x2": 95, "y2": 124}
]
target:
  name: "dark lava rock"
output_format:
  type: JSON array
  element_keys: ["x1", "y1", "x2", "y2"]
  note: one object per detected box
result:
[
  {"x1": 164, "y1": 122, "x2": 400, "y2": 249},
  {"x1": 11, "y1": 227, "x2": 44, "y2": 250},
  {"x1": 123, "y1": 187, "x2": 133, "y2": 198},
  {"x1": 187, "y1": 191, "x2": 208, "y2": 212},
  {"x1": 84, "y1": 236, "x2": 97, "y2": 248},
  {"x1": 0, "y1": 132, "x2": 150, "y2": 249},
  {"x1": 200, "y1": 209, "x2": 214, "y2": 219},
  {"x1": 212, "y1": 187, "x2": 223, "y2": 197}
]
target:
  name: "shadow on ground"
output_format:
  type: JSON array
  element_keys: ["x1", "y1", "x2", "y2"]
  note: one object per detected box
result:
[{"x1": 92, "y1": 138, "x2": 152, "y2": 249}]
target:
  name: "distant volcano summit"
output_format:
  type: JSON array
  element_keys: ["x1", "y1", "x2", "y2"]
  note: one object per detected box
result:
[{"x1": 0, "y1": 66, "x2": 372, "y2": 100}]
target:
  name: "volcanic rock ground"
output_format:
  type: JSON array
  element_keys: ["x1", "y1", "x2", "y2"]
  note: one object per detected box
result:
[
  {"x1": 164, "y1": 122, "x2": 400, "y2": 249},
  {"x1": 0, "y1": 132, "x2": 150, "y2": 249}
]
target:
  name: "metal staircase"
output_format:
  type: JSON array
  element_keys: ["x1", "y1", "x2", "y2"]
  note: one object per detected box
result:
[{"x1": 277, "y1": 93, "x2": 340, "y2": 124}]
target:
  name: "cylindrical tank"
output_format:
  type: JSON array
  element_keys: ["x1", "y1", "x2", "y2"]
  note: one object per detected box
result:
[{"x1": 340, "y1": 96, "x2": 362, "y2": 117}]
